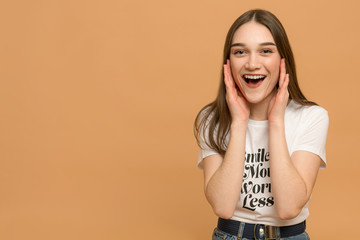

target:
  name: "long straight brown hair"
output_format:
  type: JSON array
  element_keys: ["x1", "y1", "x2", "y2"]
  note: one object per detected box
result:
[{"x1": 194, "y1": 9, "x2": 316, "y2": 155}]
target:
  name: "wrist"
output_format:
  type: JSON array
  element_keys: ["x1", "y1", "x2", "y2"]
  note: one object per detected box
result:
[
  {"x1": 269, "y1": 119, "x2": 285, "y2": 130},
  {"x1": 230, "y1": 120, "x2": 248, "y2": 131}
]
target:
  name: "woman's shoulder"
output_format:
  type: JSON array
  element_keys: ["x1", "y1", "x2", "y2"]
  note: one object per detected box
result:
[
  {"x1": 287, "y1": 100, "x2": 328, "y2": 118},
  {"x1": 285, "y1": 100, "x2": 329, "y2": 135},
  {"x1": 285, "y1": 100, "x2": 329, "y2": 130}
]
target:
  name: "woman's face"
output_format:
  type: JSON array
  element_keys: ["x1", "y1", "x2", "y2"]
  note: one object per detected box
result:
[{"x1": 230, "y1": 21, "x2": 281, "y2": 104}]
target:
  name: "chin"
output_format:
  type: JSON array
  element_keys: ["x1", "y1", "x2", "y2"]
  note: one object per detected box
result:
[{"x1": 243, "y1": 92, "x2": 267, "y2": 104}]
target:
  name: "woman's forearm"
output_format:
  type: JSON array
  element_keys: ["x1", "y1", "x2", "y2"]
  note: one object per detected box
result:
[
  {"x1": 269, "y1": 122, "x2": 308, "y2": 220},
  {"x1": 205, "y1": 122, "x2": 247, "y2": 219}
]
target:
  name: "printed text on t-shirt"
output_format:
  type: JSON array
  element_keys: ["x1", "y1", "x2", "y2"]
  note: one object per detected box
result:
[{"x1": 241, "y1": 148, "x2": 274, "y2": 211}]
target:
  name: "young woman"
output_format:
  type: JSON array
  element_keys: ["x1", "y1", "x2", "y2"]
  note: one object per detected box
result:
[{"x1": 194, "y1": 9, "x2": 329, "y2": 240}]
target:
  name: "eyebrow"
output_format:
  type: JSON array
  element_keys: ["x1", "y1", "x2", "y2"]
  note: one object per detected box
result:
[{"x1": 231, "y1": 42, "x2": 276, "y2": 47}]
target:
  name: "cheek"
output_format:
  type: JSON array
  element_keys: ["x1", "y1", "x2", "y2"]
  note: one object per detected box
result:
[
  {"x1": 230, "y1": 59, "x2": 246, "y2": 79},
  {"x1": 266, "y1": 60, "x2": 280, "y2": 79},
  {"x1": 273, "y1": 68, "x2": 280, "y2": 80},
  {"x1": 230, "y1": 64, "x2": 240, "y2": 83},
  {"x1": 264, "y1": 60, "x2": 281, "y2": 90}
]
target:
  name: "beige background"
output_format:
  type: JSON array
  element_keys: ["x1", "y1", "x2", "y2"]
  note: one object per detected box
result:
[{"x1": 0, "y1": 0, "x2": 359, "y2": 239}]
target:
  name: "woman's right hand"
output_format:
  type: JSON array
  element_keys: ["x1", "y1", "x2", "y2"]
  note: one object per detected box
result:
[{"x1": 224, "y1": 59, "x2": 250, "y2": 124}]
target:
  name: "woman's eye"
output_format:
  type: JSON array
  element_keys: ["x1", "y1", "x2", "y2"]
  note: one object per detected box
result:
[
  {"x1": 261, "y1": 49, "x2": 273, "y2": 54},
  {"x1": 234, "y1": 50, "x2": 245, "y2": 55}
]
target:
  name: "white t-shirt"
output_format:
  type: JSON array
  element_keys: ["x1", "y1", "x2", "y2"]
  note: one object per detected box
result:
[{"x1": 197, "y1": 100, "x2": 329, "y2": 226}]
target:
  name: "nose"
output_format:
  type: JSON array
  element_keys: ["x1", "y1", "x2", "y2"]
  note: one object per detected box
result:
[{"x1": 245, "y1": 55, "x2": 260, "y2": 70}]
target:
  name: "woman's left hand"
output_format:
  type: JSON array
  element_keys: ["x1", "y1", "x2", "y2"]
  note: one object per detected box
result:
[{"x1": 267, "y1": 58, "x2": 290, "y2": 124}]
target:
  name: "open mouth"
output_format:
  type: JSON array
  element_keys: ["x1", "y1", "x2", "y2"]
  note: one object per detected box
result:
[{"x1": 242, "y1": 74, "x2": 266, "y2": 87}]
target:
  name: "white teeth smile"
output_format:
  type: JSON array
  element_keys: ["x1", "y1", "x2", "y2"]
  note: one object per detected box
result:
[{"x1": 243, "y1": 75, "x2": 266, "y2": 80}]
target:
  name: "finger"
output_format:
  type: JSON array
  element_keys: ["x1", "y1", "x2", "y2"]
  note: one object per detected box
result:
[
  {"x1": 225, "y1": 60, "x2": 235, "y2": 88},
  {"x1": 235, "y1": 83, "x2": 242, "y2": 98},
  {"x1": 279, "y1": 74, "x2": 289, "y2": 96},
  {"x1": 279, "y1": 58, "x2": 286, "y2": 88},
  {"x1": 284, "y1": 73, "x2": 290, "y2": 93},
  {"x1": 224, "y1": 63, "x2": 231, "y2": 90},
  {"x1": 223, "y1": 61, "x2": 229, "y2": 84},
  {"x1": 285, "y1": 73, "x2": 289, "y2": 87},
  {"x1": 227, "y1": 60, "x2": 244, "y2": 99},
  {"x1": 224, "y1": 63, "x2": 235, "y2": 98}
]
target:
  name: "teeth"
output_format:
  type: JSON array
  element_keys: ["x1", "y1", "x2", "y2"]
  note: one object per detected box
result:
[{"x1": 244, "y1": 75, "x2": 265, "y2": 80}]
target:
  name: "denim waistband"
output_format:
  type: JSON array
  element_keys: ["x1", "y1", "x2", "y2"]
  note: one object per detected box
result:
[{"x1": 217, "y1": 218, "x2": 306, "y2": 239}]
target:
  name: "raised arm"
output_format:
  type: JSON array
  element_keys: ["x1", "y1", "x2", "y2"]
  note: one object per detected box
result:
[
  {"x1": 201, "y1": 60, "x2": 249, "y2": 219},
  {"x1": 269, "y1": 124, "x2": 322, "y2": 219},
  {"x1": 267, "y1": 59, "x2": 324, "y2": 220}
]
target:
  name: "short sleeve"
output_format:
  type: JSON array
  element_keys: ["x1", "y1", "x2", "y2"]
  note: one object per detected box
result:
[
  {"x1": 197, "y1": 124, "x2": 220, "y2": 169},
  {"x1": 292, "y1": 107, "x2": 329, "y2": 169},
  {"x1": 196, "y1": 110, "x2": 221, "y2": 170}
]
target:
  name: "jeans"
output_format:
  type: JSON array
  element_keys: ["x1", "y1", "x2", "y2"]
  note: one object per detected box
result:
[{"x1": 212, "y1": 227, "x2": 310, "y2": 240}]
